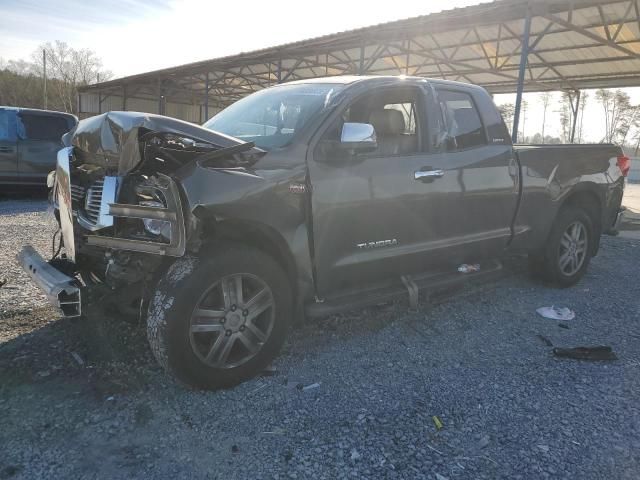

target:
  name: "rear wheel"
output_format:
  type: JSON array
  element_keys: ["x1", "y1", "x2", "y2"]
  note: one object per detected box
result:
[
  {"x1": 147, "y1": 247, "x2": 292, "y2": 389},
  {"x1": 528, "y1": 206, "x2": 594, "y2": 287}
]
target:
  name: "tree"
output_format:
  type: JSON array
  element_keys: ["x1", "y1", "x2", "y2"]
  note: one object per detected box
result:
[
  {"x1": 497, "y1": 103, "x2": 515, "y2": 136},
  {"x1": 1, "y1": 43, "x2": 111, "y2": 114},
  {"x1": 576, "y1": 92, "x2": 588, "y2": 143},
  {"x1": 558, "y1": 92, "x2": 574, "y2": 143},
  {"x1": 520, "y1": 99, "x2": 528, "y2": 141},
  {"x1": 540, "y1": 92, "x2": 552, "y2": 140},
  {"x1": 595, "y1": 89, "x2": 635, "y2": 144},
  {"x1": 30, "y1": 41, "x2": 112, "y2": 114},
  {"x1": 0, "y1": 60, "x2": 45, "y2": 109}
]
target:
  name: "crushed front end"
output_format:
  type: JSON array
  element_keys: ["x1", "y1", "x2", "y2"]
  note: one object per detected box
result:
[{"x1": 18, "y1": 111, "x2": 255, "y2": 318}]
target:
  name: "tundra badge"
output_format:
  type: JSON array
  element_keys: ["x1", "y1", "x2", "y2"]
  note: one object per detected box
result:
[{"x1": 356, "y1": 239, "x2": 398, "y2": 249}]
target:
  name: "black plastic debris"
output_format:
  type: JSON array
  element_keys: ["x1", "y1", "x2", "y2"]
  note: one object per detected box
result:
[
  {"x1": 537, "y1": 334, "x2": 553, "y2": 347},
  {"x1": 553, "y1": 346, "x2": 617, "y2": 361}
]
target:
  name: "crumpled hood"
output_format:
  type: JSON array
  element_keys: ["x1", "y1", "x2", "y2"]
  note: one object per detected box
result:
[{"x1": 63, "y1": 111, "x2": 245, "y2": 175}]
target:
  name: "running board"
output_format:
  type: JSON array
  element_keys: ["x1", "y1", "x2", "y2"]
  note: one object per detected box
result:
[{"x1": 305, "y1": 260, "x2": 503, "y2": 318}]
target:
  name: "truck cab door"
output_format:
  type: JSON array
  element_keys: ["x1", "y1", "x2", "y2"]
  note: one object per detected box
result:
[
  {"x1": 424, "y1": 86, "x2": 519, "y2": 262},
  {"x1": 308, "y1": 84, "x2": 469, "y2": 296},
  {"x1": 0, "y1": 109, "x2": 18, "y2": 184},
  {"x1": 17, "y1": 112, "x2": 72, "y2": 185}
]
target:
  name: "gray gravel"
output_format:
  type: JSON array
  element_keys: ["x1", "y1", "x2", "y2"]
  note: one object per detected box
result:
[
  {"x1": 1, "y1": 194, "x2": 640, "y2": 480},
  {"x1": 0, "y1": 196, "x2": 55, "y2": 322}
]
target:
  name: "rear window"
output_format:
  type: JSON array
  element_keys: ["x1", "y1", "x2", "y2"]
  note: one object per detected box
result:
[
  {"x1": 436, "y1": 89, "x2": 486, "y2": 150},
  {"x1": 18, "y1": 113, "x2": 70, "y2": 141}
]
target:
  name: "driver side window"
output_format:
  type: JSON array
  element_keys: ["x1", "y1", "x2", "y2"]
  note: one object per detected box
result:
[{"x1": 315, "y1": 88, "x2": 423, "y2": 162}]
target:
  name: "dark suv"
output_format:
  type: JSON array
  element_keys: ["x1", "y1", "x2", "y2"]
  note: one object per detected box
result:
[{"x1": 0, "y1": 107, "x2": 77, "y2": 187}]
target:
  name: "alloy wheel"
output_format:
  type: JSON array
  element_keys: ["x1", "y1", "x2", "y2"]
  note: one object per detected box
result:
[
  {"x1": 189, "y1": 273, "x2": 275, "y2": 369},
  {"x1": 558, "y1": 221, "x2": 588, "y2": 276}
]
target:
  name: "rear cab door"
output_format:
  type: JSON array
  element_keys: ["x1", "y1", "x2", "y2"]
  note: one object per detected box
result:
[
  {"x1": 0, "y1": 108, "x2": 18, "y2": 184},
  {"x1": 423, "y1": 83, "x2": 520, "y2": 262},
  {"x1": 17, "y1": 111, "x2": 75, "y2": 185}
]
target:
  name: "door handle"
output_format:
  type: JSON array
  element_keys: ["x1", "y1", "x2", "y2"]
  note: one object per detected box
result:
[
  {"x1": 0, "y1": 146, "x2": 13, "y2": 153},
  {"x1": 414, "y1": 169, "x2": 445, "y2": 181}
]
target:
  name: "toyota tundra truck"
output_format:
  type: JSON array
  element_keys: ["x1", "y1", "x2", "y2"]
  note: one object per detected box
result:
[{"x1": 18, "y1": 76, "x2": 628, "y2": 389}]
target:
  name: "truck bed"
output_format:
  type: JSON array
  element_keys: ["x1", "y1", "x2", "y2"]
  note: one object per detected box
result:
[{"x1": 511, "y1": 143, "x2": 625, "y2": 252}]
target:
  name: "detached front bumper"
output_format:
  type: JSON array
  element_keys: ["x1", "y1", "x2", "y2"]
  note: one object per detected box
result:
[{"x1": 17, "y1": 246, "x2": 82, "y2": 317}]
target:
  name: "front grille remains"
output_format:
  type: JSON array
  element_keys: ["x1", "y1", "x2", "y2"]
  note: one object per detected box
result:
[
  {"x1": 84, "y1": 179, "x2": 104, "y2": 226},
  {"x1": 70, "y1": 184, "x2": 85, "y2": 203},
  {"x1": 75, "y1": 176, "x2": 119, "y2": 231}
]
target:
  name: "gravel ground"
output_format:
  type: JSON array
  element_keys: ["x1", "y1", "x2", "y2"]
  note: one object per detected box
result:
[{"x1": 1, "y1": 192, "x2": 640, "y2": 480}]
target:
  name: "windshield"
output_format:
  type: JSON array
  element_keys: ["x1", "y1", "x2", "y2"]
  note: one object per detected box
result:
[{"x1": 203, "y1": 83, "x2": 343, "y2": 150}]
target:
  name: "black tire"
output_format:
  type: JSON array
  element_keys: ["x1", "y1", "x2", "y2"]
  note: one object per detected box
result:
[
  {"x1": 528, "y1": 205, "x2": 594, "y2": 287},
  {"x1": 147, "y1": 247, "x2": 292, "y2": 389}
]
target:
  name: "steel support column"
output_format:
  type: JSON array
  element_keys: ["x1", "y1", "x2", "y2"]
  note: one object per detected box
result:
[
  {"x1": 277, "y1": 58, "x2": 282, "y2": 83},
  {"x1": 512, "y1": 9, "x2": 531, "y2": 143},
  {"x1": 204, "y1": 72, "x2": 210, "y2": 121},
  {"x1": 157, "y1": 79, "x2": 163, "y2": 115},
  {"x1": 570, "y1": 90, "x2": 581, "y2": 143},
  {"x1": 359, "y1": 44, "x2": 365, "y2": 75}
]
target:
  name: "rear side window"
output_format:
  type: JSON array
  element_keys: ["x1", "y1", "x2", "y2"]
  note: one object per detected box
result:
[
  {"x1": 0, "y1": 111, "x2": 10, "y2": 141},
  {"x1": 18, "y1": 113, "x2": 70, "y2": 141},
  {"x1": 436, "y1": 89, "x2": 486, "y2": 150}
]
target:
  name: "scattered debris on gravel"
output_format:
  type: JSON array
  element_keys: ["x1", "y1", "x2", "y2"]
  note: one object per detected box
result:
[{"x1": 2, "y1": 194, "x2": 640, "y2": 479}]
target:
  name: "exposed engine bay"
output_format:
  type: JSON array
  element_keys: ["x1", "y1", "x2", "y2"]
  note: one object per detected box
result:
[{"x1": 56, "y1": 112, "x2": 260, "y2": 295}]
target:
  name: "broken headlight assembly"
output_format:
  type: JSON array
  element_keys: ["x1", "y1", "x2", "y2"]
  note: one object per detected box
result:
[
  {"x1": 139, "y1": 200, "x2": 170, "y2": 238},
  {"x1": 86, "y1": 173, "x2": 186, "y2": 257},
  {"x1": 136, "y1": 182, "x2": 171, "y2": 240}
]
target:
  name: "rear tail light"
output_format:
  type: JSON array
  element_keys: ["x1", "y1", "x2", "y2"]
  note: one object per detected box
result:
[{"x1": 617, "y1": 154, "x2": 630, "y2": 177}]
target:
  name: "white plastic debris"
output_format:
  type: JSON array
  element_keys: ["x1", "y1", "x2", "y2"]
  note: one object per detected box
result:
[
  {"x1": 458, "y1": 264, "x2": 480, "y2": 273},
  {"x1": 70, "y1": 351, "x2": 84, "y2": 366},
  {"x1": 302, "y1": 382, "x2": 321, "y2": 391},
  {"x1": 536, "y1": 306, "x2": 575, "y2": 321}
]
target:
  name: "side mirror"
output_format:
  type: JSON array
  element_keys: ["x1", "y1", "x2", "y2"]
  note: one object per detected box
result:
[{"x1": 339, "y1": 122, "x2": 377, "y2": 153}]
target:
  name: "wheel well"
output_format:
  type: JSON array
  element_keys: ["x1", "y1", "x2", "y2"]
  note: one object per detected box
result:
[
  {"x1": 561, "y1": 189, "x2": 602, "y2": 253},
  {"x1": 199, "y1": 220, "x2": 298, "y2": 298},
  {"x1": 563, "y1": 190, "x2": 601, "y2": 227}
]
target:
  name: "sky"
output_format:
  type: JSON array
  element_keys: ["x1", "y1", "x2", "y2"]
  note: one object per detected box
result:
[{"x1": 1, "y1": 0, "x2": 639, "y2": 142}]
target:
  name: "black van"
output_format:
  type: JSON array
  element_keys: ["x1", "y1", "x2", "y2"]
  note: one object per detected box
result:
[{"x1": 0, "y1": 107, "x2": 77, "y2": 187}]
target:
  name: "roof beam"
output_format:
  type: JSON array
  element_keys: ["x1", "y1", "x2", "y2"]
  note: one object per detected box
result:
[{"x1": 544, "y1": 12, "x2": 640, "y2": 61}]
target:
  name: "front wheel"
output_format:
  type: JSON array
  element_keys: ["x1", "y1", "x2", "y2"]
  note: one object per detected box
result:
[
  {"x1": 528, "y1": 205, "x2": 594, "y2": 287},
  {"x1": 147, "y1": 247, "x2": 292, "y2": 389}
]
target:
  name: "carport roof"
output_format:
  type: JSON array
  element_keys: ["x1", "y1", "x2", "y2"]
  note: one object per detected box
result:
[{"x1": 79, "y1": 0, "x2": 640, "y2": 107}]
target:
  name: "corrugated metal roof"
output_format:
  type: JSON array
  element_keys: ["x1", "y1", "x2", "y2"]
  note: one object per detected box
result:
[{"x1": 78, "y1": 0, "x2": 640, "y2": 114}]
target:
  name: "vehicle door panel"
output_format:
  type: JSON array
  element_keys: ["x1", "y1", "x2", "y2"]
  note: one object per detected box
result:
[
  {"x1": 429, "y1": 87, "x2": 519, "y2": 259},
  {"x1": 0, "y1": 110, "x2": 18, "y2": 184},
  {"x1": 309, "y1": 86, "x2": 459, "y2": 295}
]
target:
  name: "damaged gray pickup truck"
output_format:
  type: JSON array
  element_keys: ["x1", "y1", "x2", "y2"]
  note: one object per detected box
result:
[{"x1": 19, "y1": 76, "x2": 628, "y2": 389}]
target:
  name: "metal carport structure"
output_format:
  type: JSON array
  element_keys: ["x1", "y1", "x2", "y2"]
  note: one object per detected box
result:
[{"x1": 78, "y1": 0, "x2": 640, "y2": 142}]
